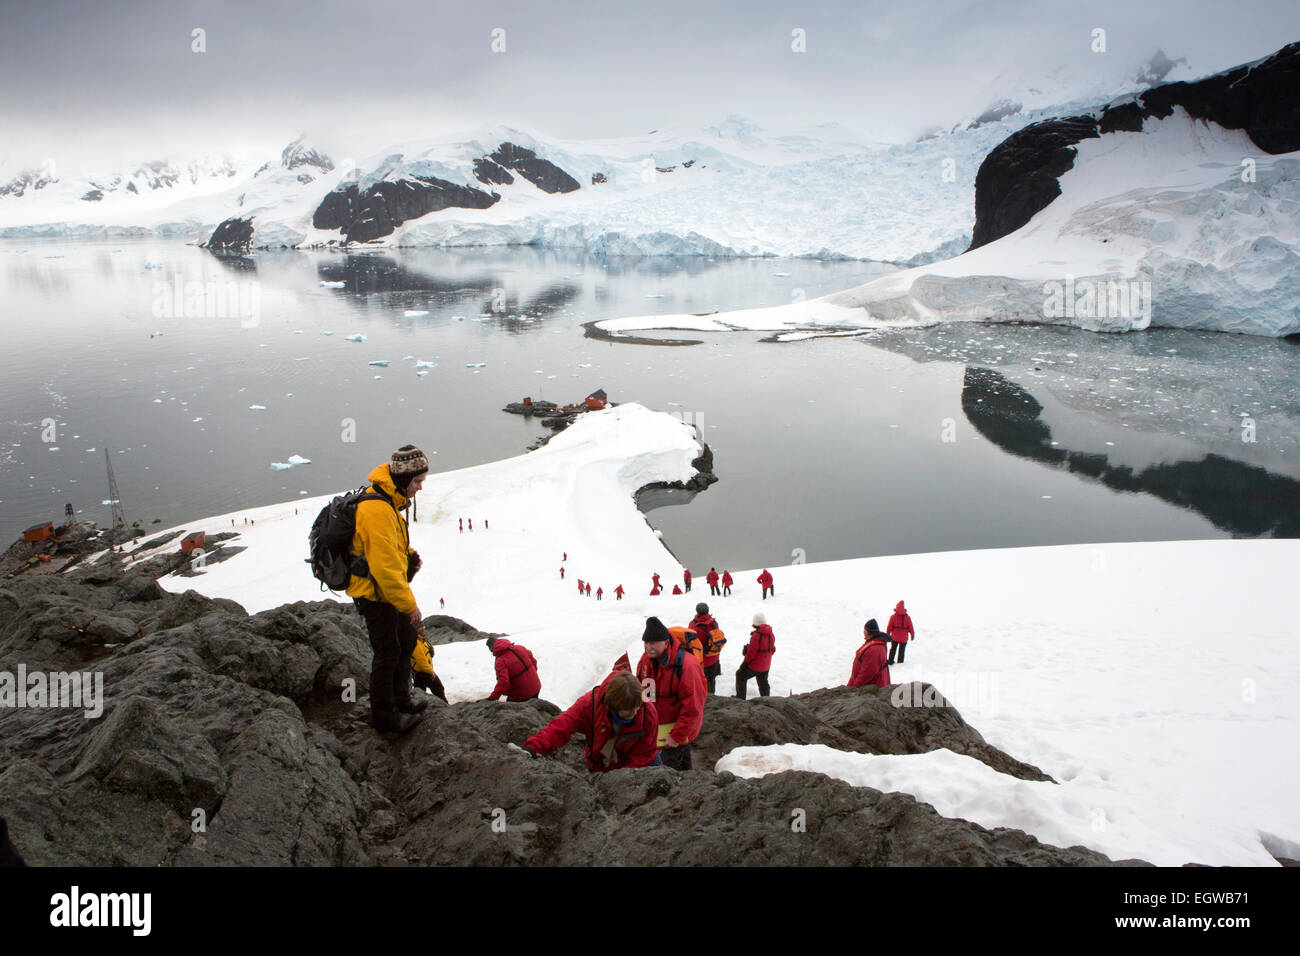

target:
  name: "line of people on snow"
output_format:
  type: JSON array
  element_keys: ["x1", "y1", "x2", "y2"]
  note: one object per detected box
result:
[{"x1": 334, "y1": 446, "x2": 917, "y2": 745}]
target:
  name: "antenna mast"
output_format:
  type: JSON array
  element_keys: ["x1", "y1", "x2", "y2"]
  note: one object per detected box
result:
[{"x1": 105, "y1": 448, "x2": 126, "y2": 567}]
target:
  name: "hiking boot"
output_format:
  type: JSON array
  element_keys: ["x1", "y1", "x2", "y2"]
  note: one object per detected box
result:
[
  {"x1": 396, "y1": 695, "x2": 429, "y2": 714},
  {"x1": 372, "y1": 710, "x2": 423, "y2": 734}
]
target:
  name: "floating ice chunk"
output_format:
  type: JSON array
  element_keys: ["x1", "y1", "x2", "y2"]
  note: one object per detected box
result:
[
  {"x1": 295, "y1": 357, "x2": 311, "y2": 361},
  {"x1": 374, "y1": 375, "x2": 382, "y2": 379},
  {"x1": 453, "y1": 316, "x2": 466, "y2": 321},
  {"x1": 271, "y1": 454, "x2": 312, "y2": 470},
  {"x1": 345, "y1": 334, "x2": 366, "y2": 342},
  {"x1": 192, "y1": 417, "x2": 203, "y2": 423},
  {"x1": 646, "y1": 293, "x2": 665, "y2": 299},
  {"x1": 369, "y1": 360, "x2": 391, "y2": 367},
  {"x1": 149, "y1": 331, "x2": 163, "y2": 338},
  {"x1": 152, "y1": 398, "x2": 162, "y2": 403},
  {"x1": 404, "y1": 310, "x2": 429, "y2": 317},
  {"x1": 143, "y1": 261, "x2": 163, "y2": 270},
  {"x1": 48, "y1": 446, "x2": 60, "y2": 451},
  {"x1": 321, "y1": 331, "x2": 334, "y2": 336},
  {"x1": 416, "y1": 370, "x2": 429, "y2": 377},
  {"x1": 415, "y1": 360, "x2": 438, "y2": 369},
  {"x1": 287, "y1": 454, "x2": 310, "y2": 465},
  {"x1": 773, "y1": 272, "x2": 791, "y2": 277},
  {"x1": 466, "y1": 362, "x2": 487, "y2": 368},
  {"x1": 294, "y1": 330, "x2": 304, "y2": 334},
  {"x1": 320, "y1": 280, "x2": 345, "y2": 288},
  {"x1": 402, "y1": 355, "x2": 415, "y2": 361},
  {"x1": 249, "y1": 405, "x2": 266, "y2": 410}
]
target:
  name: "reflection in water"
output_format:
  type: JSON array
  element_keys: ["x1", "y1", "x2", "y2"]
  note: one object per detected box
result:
[{"x1": 962, "y1": 366, "x2": 1300, "y2": 536}]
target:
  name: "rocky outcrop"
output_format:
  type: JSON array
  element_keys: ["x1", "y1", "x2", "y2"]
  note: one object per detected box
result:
[
  {"x1": 0, "y1": 572, "x2": 1148, "y2": 866},
  {"x1": 204, "y1": 217, "x2": 255, "y2": 252},
  {"x1": 488, "y1": 142, "x2": 580, "y2": 194},
  {"x1": 970, "y1": 41, "x2": 1300, "y2": 250},
  {"x1": 311, "y1": 177, "x2": 499, "y2": 244}
]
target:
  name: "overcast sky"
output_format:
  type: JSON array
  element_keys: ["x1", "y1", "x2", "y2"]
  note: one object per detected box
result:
[{"x1": 2, "y1": 0, "x2": 1298, "y2": 167}]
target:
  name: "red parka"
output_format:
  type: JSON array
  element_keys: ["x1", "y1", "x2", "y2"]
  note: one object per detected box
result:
[
  {"x1": 849, "y1": 637, "x2": 891, "y2": 688},
  {"x1": 757, "y1": 570, "x2": 773, "y2": 589},
  {"x1": 489, "y1": 640, "x2": 542, "y2": 701},
  {"x1": 683, "y1": 569, "x2": 692, "y2": 585},
  {"x1": 636, "y1": 635, "x2": 707, "y2": 745},
  {"x1": 742, "y1": 624, "x2": 776, "y2": 672},
  {"x1": 887, "y1": 602, "x2": 914, "y2": 643},
  {"x1": 671, "y1": 585, "x2": 683, "y2": 595},
  {"x1": 721, "y1": 572, "x2": 733, "y2": 587},
  {"x1": 525, "y1": 678, "x2": 660, "y2": 772},
  {"x1": 706, "y1": 570, "x2": 719, "y2": 586},
  {"x1": 690, "y1": 612, "x2": 722, "y2": 665},
  {"x1": 615, "y1": 585, "x2": 624, "y2": 597}
]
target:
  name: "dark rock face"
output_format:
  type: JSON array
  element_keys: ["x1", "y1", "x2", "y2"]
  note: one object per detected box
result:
[
  {"x1": 488, "y1": 142, "x2": 580, "y2": 194},
  {"x1": 311, "y1": 177, "x2": 500, "y2": 243},
  {"x1": 0, "y1": 572, "x2": 1149, "y2": 866},
  {"x1": 204, "y1": 217, "x2": 255, "y2": 252},
  {"x1": 472, "y1": 157, "x2": 514, "y2": 187},
  {"x1": 970, "y1": 41, "x2": 1300, "y2": 250},
  {"x1": 81, "y1": 189, "x2": 104, "y2": 202}
]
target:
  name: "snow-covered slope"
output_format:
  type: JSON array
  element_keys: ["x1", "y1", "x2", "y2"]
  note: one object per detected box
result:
[
  {"x1": 597, "y1": 111, "x2": 1300, "y2": 337},
  {"x1": 96, "y1": 404, "x2": 1300, "y2": 867},
  {"x1": 0, "y1": 114, "x2": 1052, "y2": 261}
]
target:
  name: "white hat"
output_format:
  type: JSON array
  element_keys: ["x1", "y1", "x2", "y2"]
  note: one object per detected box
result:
[{"x1": 752, "y1": 612, "x2": 767, "y2": 626}]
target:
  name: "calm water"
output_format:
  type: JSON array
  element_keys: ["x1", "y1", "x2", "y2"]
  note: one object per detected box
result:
[{"x1": 2, "y1": 239, "x2": 1297, "y2": 572}]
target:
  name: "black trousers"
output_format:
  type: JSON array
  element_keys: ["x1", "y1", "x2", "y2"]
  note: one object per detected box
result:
[
  {"x1": 356, "y1": 598, "x2": 418, "y2": 717},
  {"x1": 736, "y1": 664, "x2": 770, "y2": 699},
  {"x1": 722, "y1": 585, "x2": 731, "y2": 595},
  {"x1": 660, "y1": 743, "x2": 692, "y2": 771},
  {"x1": 888, "y1": 640, "x2": 907, "y2": 664},
  {"x1": 762, "y1": 586, "x2": 773, "y2": 600},
  {"x1": 413, "y1": 671, "x2": 447, "y2": 701},
  {"x1": 703, "y1": 661, "x2": 721, "y2": 694},
  {"x1": 710, "y1": 584, "x2": 720, "y2": 595},
  {"x1": 685, "y1": 581, "x2": 691, "y2": 592}
]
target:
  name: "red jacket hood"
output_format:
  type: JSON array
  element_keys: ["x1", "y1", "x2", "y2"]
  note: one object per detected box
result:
[
  {"x1": 895, "y1": 602, "x2": 906, "y2": 613},
  {"x1": 491, "y1": 640, "x2": 515, "y2": 657}
]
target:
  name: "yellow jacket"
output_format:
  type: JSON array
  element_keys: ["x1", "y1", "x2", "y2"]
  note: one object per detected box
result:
[
  {"x1": 345, "y1": 464, "x2": 418, "y2": 614},
  {"x1": 411, "y1": 634, "x2": 435, "y2": 675}
]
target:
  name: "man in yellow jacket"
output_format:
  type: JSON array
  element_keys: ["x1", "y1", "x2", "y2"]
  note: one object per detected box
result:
[{"x1": 348, "y1": 445, "x2": 429, "y2": 733}]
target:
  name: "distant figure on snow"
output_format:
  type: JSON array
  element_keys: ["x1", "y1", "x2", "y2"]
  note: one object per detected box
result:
[
  {"x1": 585, "y1": 582, "x2": 592, "y2": 597},
  {"x1": 683, "y1": 569, "x2": 692, "y2": 593},
  {"x1": 596, "y1": 586, "x2": 603, "y2": 600},
  {"x1": 671, "y1": 584, "x2": 683, "y2": 595},
  {"x1": 707, "y1": 567, "x2": 720, "y2": 596},
  {"x1": 615, "y1": 584, "x2": 625, "y2": 600},
  {"x1": 849, "y1": 620, "x2": 891, "y2": 688},
  {"x1": 560, "y1": 566, "x2": 565, "y2": 579},
  {"x1": 459, "y1": 518, "x2": 463, "y2": 533},
  {"x1": 757, "y1": 569, "x2": 774, "y2": 600},
  {"x1": 721, "y1": 570, "x2": 733, "y2": 596},
  {"x1": 887, "y1": 600, "x2": 915, "y2": 665},
  {"x1": 736, "y1": 612, "x2": 775, "y2": 699},
  {"x1": 650, "y1": 584, "x2": 662, "y2": 596},
  {"x1": 486, "y1": 637, "x2": 541, "y2": 702},
  {"x1": 651, "y1": 572, "x2": 661, "y2": 591},
  {"x1": 578, "y1": 578, "x2": 585, "y2": 596}
]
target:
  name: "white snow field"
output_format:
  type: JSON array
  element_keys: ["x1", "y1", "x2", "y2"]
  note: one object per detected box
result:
[
  {"x1": 107, "y1": 403, "x2": 1300, "y2": 867},
  {"x1": 0, "y1": 115, "x2": 1038, "y2": 262},
  {"x1": 597, "y1": 111, "x2": 1300, "y2": 338}
]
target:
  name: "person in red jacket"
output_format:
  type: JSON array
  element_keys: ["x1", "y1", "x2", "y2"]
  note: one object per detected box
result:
[
  {"x1": 651, "y1": 572, "x2": 661, "y2": 591},
  {"x1": 585, "y1": 582, "x2": 592, "y2": 597},
  {"x1": 486, "y1": 638, "x2": 542, "y2": 701},
  {"x1": 691, "y1": 602, "x2": 725, "y2": 694},
  {"x1": 596, "y1": 586, "x2": 603, "y2": 600},
  {"x1": 577, "y1": 578, "x2": 585, "y2": 596},
  {"x1": 650, "y1": 584, "x2": 662, "y2": 596},
  {"x1": 849, "y1": 619, "x2": 891, "y2": 688},
  {"x1": 721, "y1": 570, "x2": 733, "y2": 596},
  {"x1": 560, "y1": 566, "x2": 565, "y2": 579},
  {"x1": 523, "y1": 671, "x2": 660, "y2": 772},
  {"x1": 757, "y1": 569, "x2": 774, "y2": 600},
  {"x1": 683, "y1": 569, "x2": 692, "y2": 593},
  {"x1": 736, "y1": 612, "x2": 775, "y2": 699},
  {"x1": 636, "y1": 616, "x2": 707, "y2": 770},
  {"x1": 615, "y1": 584, "x2": 624, "y2": 600},
  {"x1": 671, "y1": 584, "x2": 683, "y2": 595},
  {"x1": 887, "y1": 600, "x2": 915, "y2": 665},
  {"x1": 706, "y1": 567, "x2": 720, "y2": 596}
]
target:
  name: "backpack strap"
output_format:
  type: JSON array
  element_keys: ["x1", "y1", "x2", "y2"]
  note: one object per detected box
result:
[{"x1": 509, "y1": 648, "x2": 533, "y2": 676}]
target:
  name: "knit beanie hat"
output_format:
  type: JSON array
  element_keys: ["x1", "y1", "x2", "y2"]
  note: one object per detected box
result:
[
  {"x1": 642, "y1": 616, "x2": 672, "y2": 644},
  {"x1": 865, "y1": 618, "x2": 881, "y2": 634},
  {"x1": 696, "y1": 603, "x2": 708, "y2": 615},
  {"x1": 485, "y1": 637, "x2": 499, "y2": 652},
  {"x1": 752, "y1": 612, "x2": 767, "y2": 627},
  {"x1": 390, "y1": 444, "x2": 430, "y2": 490}
]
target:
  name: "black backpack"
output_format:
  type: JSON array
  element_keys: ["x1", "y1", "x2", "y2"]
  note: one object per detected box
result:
[{"x1": 306, "y1": 485, "x2": 397, "y2": 591}]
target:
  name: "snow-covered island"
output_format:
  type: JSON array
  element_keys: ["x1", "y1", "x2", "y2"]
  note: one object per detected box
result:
[{"x1": 93, "y1": 403, "x2": 1300, "y2": 867}]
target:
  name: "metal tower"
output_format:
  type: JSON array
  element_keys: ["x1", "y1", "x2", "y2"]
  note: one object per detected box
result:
[{"x1": 105, "y1": 448, "x2": 126, "y2": 564}]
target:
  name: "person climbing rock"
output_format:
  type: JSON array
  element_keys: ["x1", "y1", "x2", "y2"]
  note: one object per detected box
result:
[
  {"x1": 636, "y1": 616, "x2": 706, "y2": 771},
  {"x1": 523, "y1": 671, "x2": 660, "y2": 772},
  {"x1": 736, "y1": 612, "x2": 775, "y2": 699},
  {"x1": 849, "y1": 619, "x2": 891, "y2": 688},
  {"x1": 349, "y1": 445, "x2": 431, "y2": 734},
  {"x1": 486, "y1": 637, "x2": 541, "y2": 701},
  {"x1": 411, "y1": 630, "x2": 447, "y2": 702},
  {"x1": 887, "y1": 600, "x2": 915, "y2": 665}
]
